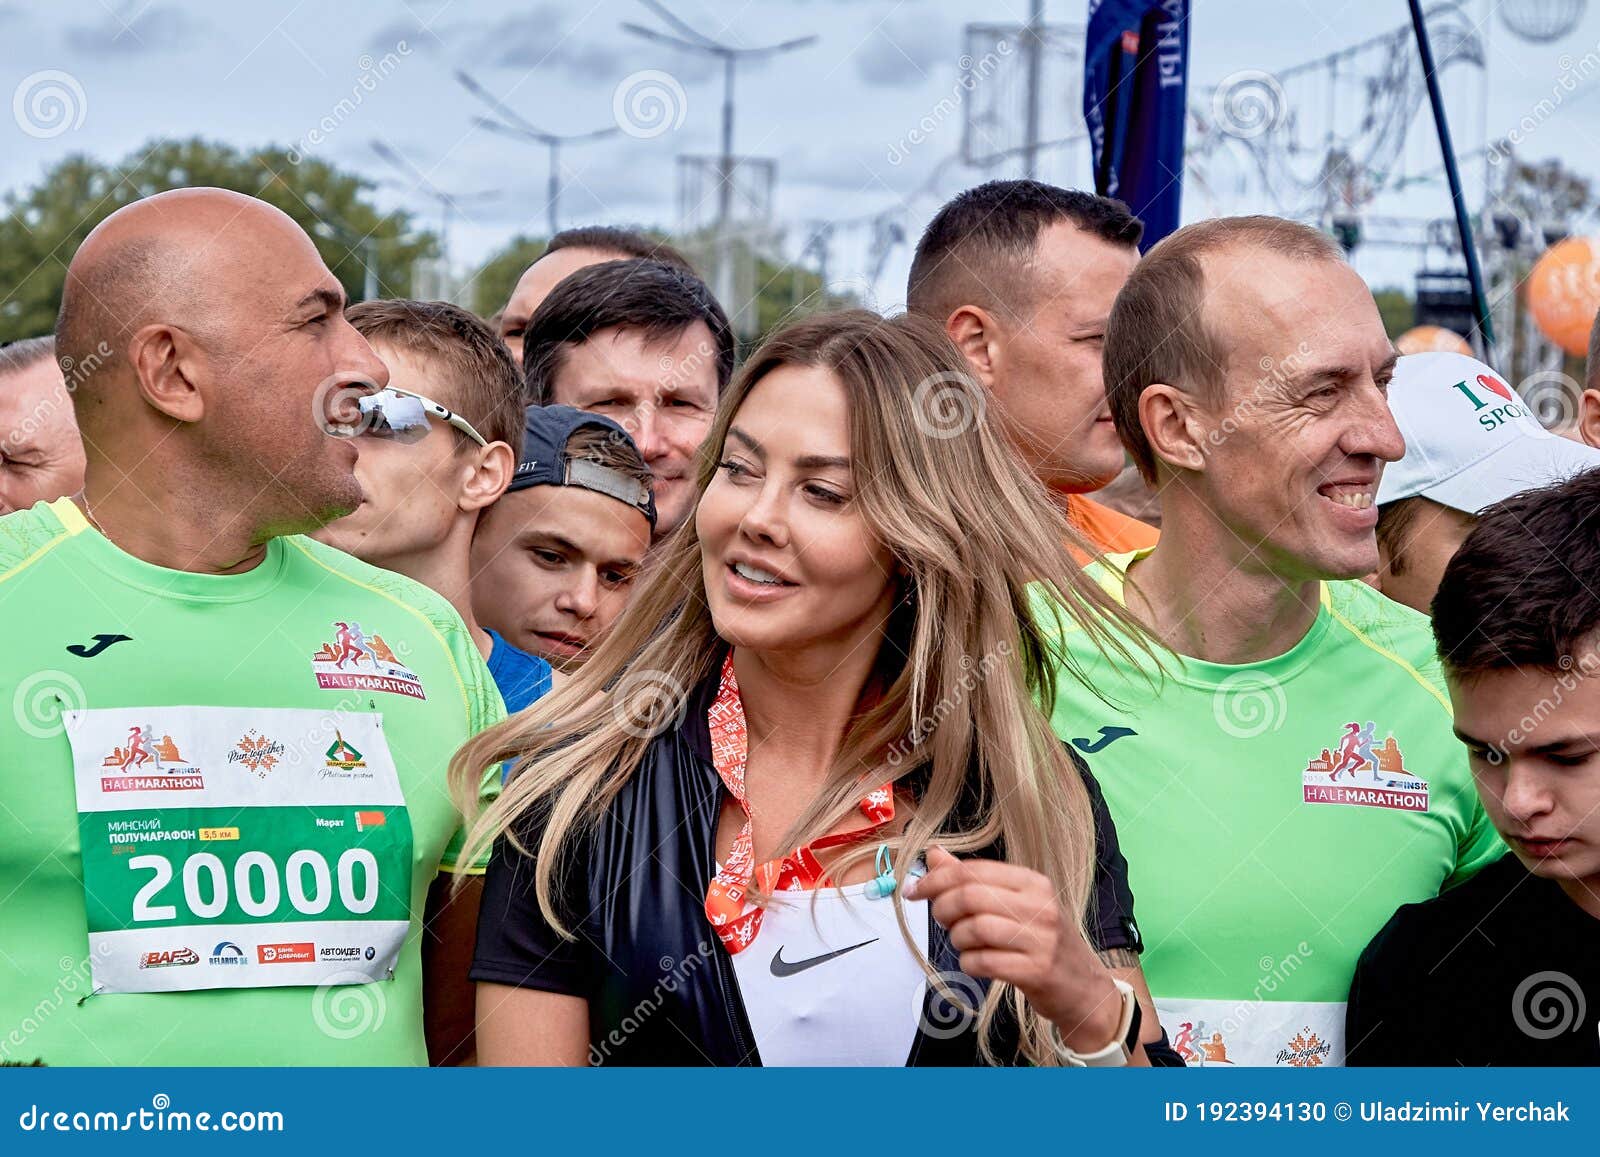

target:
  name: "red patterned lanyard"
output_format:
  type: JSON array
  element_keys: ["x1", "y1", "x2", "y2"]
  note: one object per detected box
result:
[{"x1": 703, "y1": 653, "x2": 895, "y2": 954}]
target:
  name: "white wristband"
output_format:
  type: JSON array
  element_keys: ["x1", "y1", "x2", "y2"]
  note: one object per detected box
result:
[{"x1": 1051, "y1": 977, "x2": 1138, "y2": 1067}]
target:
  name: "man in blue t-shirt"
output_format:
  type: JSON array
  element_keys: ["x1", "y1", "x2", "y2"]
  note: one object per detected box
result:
[
  {"x1": 471, "y1": 406, "x2": 655, "y2": 681},
  {"x1": 313, "y1": 300, "x2": 551, "y2": 715}
]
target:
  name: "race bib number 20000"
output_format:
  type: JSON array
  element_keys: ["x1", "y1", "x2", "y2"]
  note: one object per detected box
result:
[{"x1": 66, "y1": 705, "x2": 413, "y2": 995}]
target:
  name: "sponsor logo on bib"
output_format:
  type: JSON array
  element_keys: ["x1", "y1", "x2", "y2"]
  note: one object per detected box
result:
[
  {"x1": 140, "y1": 947, "x2": 199, "y2": 969},
  {"x1": 324, "y1": 730, "x2": 367, "y2": 769},
  {"x1": 227, "y1": 729, "x2": 286, "y2": 778},
  {"x1": 1302, "y1": 722, "x2": 1429, "y2": 811},
  {"x1": 257, "y1": 942, "x2": 315, "y2": 964},
  {"x1": 209, "y1": 941, "x2": 248, "y2": 966},
  {"x1": 1275, "y1": 1027, "x2": 1333, "y2": 1067},
  {"x1": 100, "y1": 725, "x2": 204, "y2": 792},
  {"x1": 310, "y1": 621, "x2": 425, "y2": 699}
]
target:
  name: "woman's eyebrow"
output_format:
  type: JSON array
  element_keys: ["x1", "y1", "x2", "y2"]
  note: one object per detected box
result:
[
  {"x1": 794, "y1": 454, "x2": 850, "y2": 470},
  {"x1": 727, "y1": 427, "x2": 762, "y2": 456}
]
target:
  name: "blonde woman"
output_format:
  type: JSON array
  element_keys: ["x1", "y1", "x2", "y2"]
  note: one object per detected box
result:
[{"x1": 454, "y1": 311, "x2": 1177, "y2": 1066}]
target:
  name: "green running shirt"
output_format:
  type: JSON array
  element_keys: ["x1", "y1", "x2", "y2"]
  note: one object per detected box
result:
[
  {"x1": 1040, "y1": 551, "x2": 1503, "y2": 1067},
  {"x1": 0, "y1": 499, "x2": 502, "y2": 1066}
]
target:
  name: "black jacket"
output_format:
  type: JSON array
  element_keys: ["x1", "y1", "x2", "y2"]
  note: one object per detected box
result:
[{"x1": 473, "y1": 671, "x2": 1179, "y2": 1065}]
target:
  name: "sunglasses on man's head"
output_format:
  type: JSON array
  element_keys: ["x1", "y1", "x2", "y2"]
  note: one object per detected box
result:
[{"x1": 356, "y1": 387, "x2": 488, "y2": 447}]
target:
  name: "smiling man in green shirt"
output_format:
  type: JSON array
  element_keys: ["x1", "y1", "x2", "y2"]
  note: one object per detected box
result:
[
  {"x1": 1043, "y1": 216, "x2": 1501, "y2": 1067},
  {"x1": 0, "y1": 189, "x2": 501, "y2": 1066}
]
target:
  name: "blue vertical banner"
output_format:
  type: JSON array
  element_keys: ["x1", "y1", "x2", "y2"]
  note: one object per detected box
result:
[{"x1": 1083, "y1": 0, "x2": 1191, "y2": 250}]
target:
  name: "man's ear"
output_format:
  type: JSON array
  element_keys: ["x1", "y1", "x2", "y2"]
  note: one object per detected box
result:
[
  {"x1": 1139, "y1": 383, "x2": 1210, "y2": 475},
  {"x1": 1578, "y1": 388, "x2": 1600, "y2": 449},
  {"x1": 460, "y1": 441, "x2": 516, "y2": 514},
  {"x1": 127, "y1": 324, "x2": 205, "y2": 423},
  {"x1": 944, "y1": 305, "x2": 1003, "y2": 390}
]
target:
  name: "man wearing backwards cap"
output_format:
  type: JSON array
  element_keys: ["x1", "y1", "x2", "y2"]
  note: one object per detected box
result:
[
  {"x1": 471, "y1": 405, "x2": 655, "y2": 677},
  {"x1": 1374, "y1": 351, "x2": 1600, "y2": 615}
]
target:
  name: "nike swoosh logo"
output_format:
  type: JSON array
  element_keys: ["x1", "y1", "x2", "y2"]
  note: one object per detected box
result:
[
  {"x1": 67, "y1": 633, "x2": 132, "y2": 658},
  {"x1": 769, "y1": 937, "x2": 878, "y2": 977},
  {"x1": 1072, "y1": 725, "x2": 1137, "y2": 754}
]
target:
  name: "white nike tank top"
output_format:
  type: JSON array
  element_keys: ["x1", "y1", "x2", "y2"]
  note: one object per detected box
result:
[{"x1": 728, "y1": 879, "x2": 932, "y2": 1066}]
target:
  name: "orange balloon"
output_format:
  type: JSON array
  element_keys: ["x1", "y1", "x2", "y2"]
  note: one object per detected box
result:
[
  {"x1": 1528, "y1": 236, "x2": 1600, "y2": 356},
  {"x1": 1395, "y1": 325, "x2": 1473, "y2": 356}
]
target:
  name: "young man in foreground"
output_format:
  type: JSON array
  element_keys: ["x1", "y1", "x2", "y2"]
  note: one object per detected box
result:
[{"x1": 1348, "y1": 467, "x2": 1600, "y2": 1065}]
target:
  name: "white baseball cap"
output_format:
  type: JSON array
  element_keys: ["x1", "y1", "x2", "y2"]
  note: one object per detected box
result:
[{"x1": 1376, "y1": 351, "x2": 1600, "y2": 514}]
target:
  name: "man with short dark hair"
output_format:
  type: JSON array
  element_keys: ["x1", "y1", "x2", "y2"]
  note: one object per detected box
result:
[
  {"x1": 313, "y1": 300, "x2": 551, "y2": 717},
  {"x1": 497, "y1": 226, "x2": 693, "y2": 364},
  {"x1": 908, "y1": 179, "x2": 1154, "y2": 554},
  {"x1": 0, "y1": 336, "x2": 85, "y2": 513},
  {"x1": 1348, "y1": 467, "x2": 1600, "y2": 1066},
  {"x1": 1044, "y1": 215, "x2": 1502, "y2": 1066},
  {"x1": 523, "y1": 258, "x2": 734, "y2": 539},
  {"x1": 471, "y1": 405, "x2": 654, "y2": 674},
  {"x1": 0, "y1": 189, "x2": 501, "y2": 1067},
  {"x1": 1374, "y1": 350, "x2": 1600, "y2": 613}
]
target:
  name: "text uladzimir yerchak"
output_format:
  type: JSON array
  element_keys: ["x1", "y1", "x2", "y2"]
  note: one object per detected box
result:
[{"x1": 1361, "y1": 1102, "x2": 1570, "y2": 1123}]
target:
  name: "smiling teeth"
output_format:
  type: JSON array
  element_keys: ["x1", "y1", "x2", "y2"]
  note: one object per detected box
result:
[
  {"x1": 733, "y1": 562, "x2": 783, "y2": 584},
  {"x1": 1328, "y1": 491, "x2": 1374, "y2": 509}
]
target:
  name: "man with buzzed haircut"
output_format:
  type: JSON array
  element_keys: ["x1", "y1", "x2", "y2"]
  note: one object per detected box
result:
[
  {"x1": 908, "y1": 180, "x2": 1155, "y2": 555},
  {"x1": 0, "y1": 188, "x2": 502, "y2": 1067},
  {"x1": 497, "y1": 225, "x2": 693, "y2": 365}
]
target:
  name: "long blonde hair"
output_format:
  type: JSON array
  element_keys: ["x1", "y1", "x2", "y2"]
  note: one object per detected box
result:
[{"x1": 451, "y1": 309, "x2": 1146, "y2": 1065}]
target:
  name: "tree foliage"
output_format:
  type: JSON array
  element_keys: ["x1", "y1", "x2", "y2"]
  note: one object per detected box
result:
[{"x1": 0, "y1": 138, "x2": 436, "y2": 343}]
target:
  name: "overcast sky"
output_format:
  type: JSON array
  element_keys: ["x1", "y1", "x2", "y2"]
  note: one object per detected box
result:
[{"x1": 5, "y1": 0, "x2": 1600, "y2": 308}]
